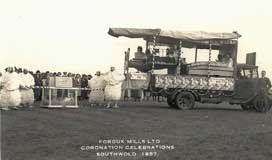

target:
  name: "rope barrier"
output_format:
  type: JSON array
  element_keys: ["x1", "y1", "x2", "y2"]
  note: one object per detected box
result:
[{"x1": 33, "y1": 86, "x2": 91, "y2": 90}]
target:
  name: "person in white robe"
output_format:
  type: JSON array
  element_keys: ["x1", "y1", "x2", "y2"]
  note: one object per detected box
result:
[
  {"x1": 0, "y1": 67, "x2": 22, "y2": 110},
  {"x1": 20, "y1": 69, "x2": 35, "y2": 108},
  {"x1": 0, "y1": 72, "x2": 2, "y2": 108},
  {"x1": 88, "y1": 71, "x2": 106, "y2": 106},
  {"x1": 104, "y1": 67, "x2": 125, "y2": 108},
  {"x1": 0, "y1": 72, "x2": 2, "y2": 88}
]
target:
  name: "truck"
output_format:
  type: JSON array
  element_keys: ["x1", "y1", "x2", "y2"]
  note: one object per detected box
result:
[{"x1": 108, "y1": 28, "x2": 272, "y2": 113}]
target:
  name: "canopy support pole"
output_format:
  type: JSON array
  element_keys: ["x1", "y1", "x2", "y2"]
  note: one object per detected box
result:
[
  {"x1": 124, "y1": 48, "x2": 131, "y2": 100},
  {"x1": 124, "y1": 48, "x2": 130, "y2": 75},
  {"x1": 176, "y1": 41, "x2": 183, "y2": 75},
  {"x1": 151, "y1": 35, "x2": 157, "y2": 74},
  {"x1": 195, "y1": 47, "x2": 198, "y2": 63},
  {"x1": 207, "y1": 41, "x2": 212, "y2": 91},
  {"x1": 208, "y1": 41, "x2": 212, "y2": 76}
]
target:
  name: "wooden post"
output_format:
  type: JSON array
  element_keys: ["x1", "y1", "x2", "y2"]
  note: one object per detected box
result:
[
  {"x1": 75, "y1": 90, "x2": 78, "y2": 106},
  {"x1": 42, "y1": 87, "x2": 45, "y2": 104},
  {"x1": 49, "y1": 88, "x2": 52, "y2": 106},
  {"x1": 127, "y1": 79, "x2": 131, "y2": 99}
]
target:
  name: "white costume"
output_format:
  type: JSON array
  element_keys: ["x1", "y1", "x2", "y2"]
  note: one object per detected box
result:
[
  {"x1": 104, "y1": 71, "x2": 125, "y2": 101},
  {"x1": 88, "y1": 76, "x2": 106, "y2": 104},
  {"x1": 20, "y1": 73, "x2": 35, "y2": 105},
  {"x1": 227, "y1": 58, "x2": 233, "y2": 68},
  {"x1": 0, "y1": 76, "x2": 2, "y2": 107},
  {"x1": 0, "y1": 72, "x2": 22, "y2": 107}
]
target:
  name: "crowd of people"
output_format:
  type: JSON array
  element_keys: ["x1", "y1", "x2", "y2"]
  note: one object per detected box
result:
[
  {"x1": 216, "y1": 52, "x2": 233, "y2": 67},
  {"x1": 33, "y1": 69, "x2": 93, "y2": 101},
  {"x1": 0, "y1": 66, "x2": 125, "y2": 111},
  {"x1": 134, "y1": 45, "x2": 183, "y2": 61},
  {"x1": 1, "y1": 64, "x2": 270, "y2": 111}
]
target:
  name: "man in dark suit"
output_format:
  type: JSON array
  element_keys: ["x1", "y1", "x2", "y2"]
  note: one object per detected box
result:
[
  {"x1": 34, "y1": 70, "x2": 43, "y2": 101},
  {"x1": 259, "y1": 70, "x2": 271, "y2": 93},
  {"x1": 81, "y1": 74, "x2": 89, "y2": 100}
]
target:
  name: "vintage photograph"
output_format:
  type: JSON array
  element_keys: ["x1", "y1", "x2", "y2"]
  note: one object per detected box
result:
[{"x1": 1, "y1": 0, "x2": 272, "y2": 160}]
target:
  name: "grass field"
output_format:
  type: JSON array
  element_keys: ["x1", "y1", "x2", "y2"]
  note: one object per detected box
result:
[{"x1": 1, "y1": 101, "x2": 272, "y2": 160}]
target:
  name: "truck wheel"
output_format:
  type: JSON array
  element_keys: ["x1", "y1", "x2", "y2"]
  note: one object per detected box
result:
[
  {"x1": 175, "y1": 92, "x2": 195, "y2": 110},
  {"x1": 167, "y1": 96, "x2": 177, "y2": 108},
  {"x1": 254, "y1": 95, "x2": 269, "y2": 113}
]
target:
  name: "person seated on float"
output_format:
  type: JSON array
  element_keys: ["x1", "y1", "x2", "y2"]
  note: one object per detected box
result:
[
  {"x1": 223, "y1": 53, "x2": 233, "y2": 67},
  {"x1": 166, "y1": 48, "x2": 173, "y2": 57},
  {"x1": 217, "y1": 53, "x2": 224, "y2": 62},
  {"x1": 237, "y1": 68, "x2": 244, "y2": 78},
  {"x1": 167, "y1": 46, "x2": 179, "y2": 61},
  {"x1": 145, "y1": 48, "x2": 152, "y2": 60},
  {"x1": 134, "y1": 46, "x2": 147, "y2": 61},
  {"x1": 172, "y1": 45, "x2": 180, "y2": 61},
  {"x1": 180, "y1": 57, "x2": 187, "y2": 64},
  {"x1": 216, "y1": 53, "x2": 233, "y2": 67}
]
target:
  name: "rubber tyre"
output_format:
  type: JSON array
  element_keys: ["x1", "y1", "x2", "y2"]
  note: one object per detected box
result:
[
  {"x1": 175, "y1": 92, "x2": 195, "y2": 110},
  {"x1": 254, "y1": 95, "x2": 270, "y2": 113}
]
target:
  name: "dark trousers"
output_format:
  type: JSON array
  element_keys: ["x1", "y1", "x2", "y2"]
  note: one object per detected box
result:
[{"x1": 34, "y1": 88, "x2": 42, "y2": 101}]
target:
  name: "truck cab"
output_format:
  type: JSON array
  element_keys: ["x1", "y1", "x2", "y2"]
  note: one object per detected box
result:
[{"x1": 233, "y1": 64, "x2": 259, "y2": 100}]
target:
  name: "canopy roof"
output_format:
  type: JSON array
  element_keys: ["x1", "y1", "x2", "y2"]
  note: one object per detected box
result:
[
  {"x1": 108, "y1": 27, "x2": 241, "y2": 49},
  {"x1": 108, "y1": 28, "x2": 161, "y2": 39}
]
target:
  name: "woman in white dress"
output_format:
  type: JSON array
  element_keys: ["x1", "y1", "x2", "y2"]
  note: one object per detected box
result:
[
  {"x1": 20, "y1": 69, "x2": 35, "y2": 108},
  {"x1": 0, "y1": 67, "x2": 22, "y2": 110},
  {"x1": 104, "y1": 67, "x2": 125, "y2": 108},
  {"x1": 88, "y1": 71, "x2": 106, "y2": 106}
]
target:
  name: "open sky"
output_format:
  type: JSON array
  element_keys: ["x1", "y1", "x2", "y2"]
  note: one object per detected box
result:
[{"x1": 1, "y1": 0, "x2": 272, "y2": 77}]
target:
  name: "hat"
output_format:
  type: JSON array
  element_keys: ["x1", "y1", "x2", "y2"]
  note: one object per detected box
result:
[
  {"x1": 7, "y1": 67, "x2": 13, "y2": 71},
  {"x1": 95, "y1": 71, "x2": 101, "y2": 75}
]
